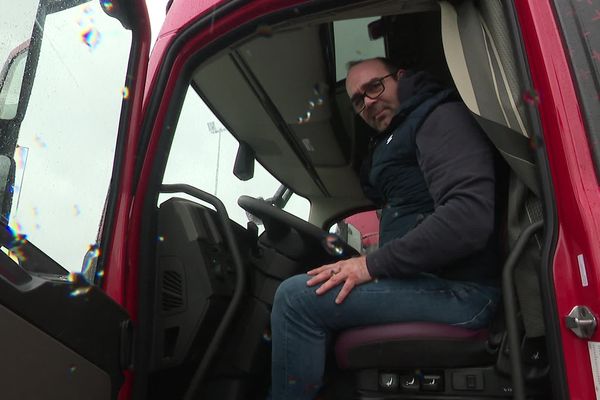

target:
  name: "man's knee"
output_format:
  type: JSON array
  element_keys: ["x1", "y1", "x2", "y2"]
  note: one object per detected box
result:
[{"x1": 273, "y1": 274, "x2": 310, "y2": 311}]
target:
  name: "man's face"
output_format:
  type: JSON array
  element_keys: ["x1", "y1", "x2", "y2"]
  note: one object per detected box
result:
[{"x1": 346, "y1": 60, "x2": 401, "y2": 132}]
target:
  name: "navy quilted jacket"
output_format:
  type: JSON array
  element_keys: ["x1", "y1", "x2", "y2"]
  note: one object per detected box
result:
[{"x1": 363, "y1": 71, "x2": 500, "y2": 285}]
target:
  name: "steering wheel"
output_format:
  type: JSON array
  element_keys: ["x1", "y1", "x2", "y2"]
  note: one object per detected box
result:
[{"x1": 237, "y1": 195, "x2": 359, "y2": 261}]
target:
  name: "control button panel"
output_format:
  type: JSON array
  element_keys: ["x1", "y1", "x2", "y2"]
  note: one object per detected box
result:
[
  {"x1": 379, "y1": 373, "x2": 399, "y2": 391},
  {"x1": 400, "y1": 375, "x2": 419, "y2": 391},
  {"x1": 422, "y1": 374, "x2": 442, "y2": 391},
  {"x1": 452, "y1": 370, "x2": 484, "y2": 391}
]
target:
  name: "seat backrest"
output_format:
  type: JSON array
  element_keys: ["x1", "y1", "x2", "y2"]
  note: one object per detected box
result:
[
  {"x1": 439, "y1": 0, "x2": 545, "y2": 338},
  {"x1": 439, "y1": 0, "x2": 539, "y2": 197}
]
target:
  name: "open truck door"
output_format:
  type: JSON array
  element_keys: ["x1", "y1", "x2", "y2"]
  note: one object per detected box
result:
[{"x1": 0, "y1": 0, "x2": 150, "y2": 398}]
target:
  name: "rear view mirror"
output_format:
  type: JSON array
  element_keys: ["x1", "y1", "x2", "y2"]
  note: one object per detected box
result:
[
  {"x1": 0, "y1": 155, "x2": 15, "y2": 221},
  {"x1": 233, "y1": 141, "x2": 255, "y2": 181}
]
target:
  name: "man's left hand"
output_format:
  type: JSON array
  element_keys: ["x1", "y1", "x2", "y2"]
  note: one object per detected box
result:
[{"x1": 306, "y1": 256, "x2": 372, "y2": 304}]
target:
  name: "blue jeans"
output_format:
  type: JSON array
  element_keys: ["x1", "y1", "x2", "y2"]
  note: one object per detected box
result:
[{"x1": 270, "y1": 273, "x2": 500, "y2": 400}]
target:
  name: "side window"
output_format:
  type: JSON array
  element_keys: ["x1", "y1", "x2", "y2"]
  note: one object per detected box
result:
[
  {"x1": 330, "y1": 210, "x2": 380, "y2": 255},
  {"x1": 160, "y1": 86, "x2": 310, "y2": 226},
  {"x1": 334, "y1": 17, "x2": 385, "y2": 80},
  {"x1": 3, "y1": 1, "x2": 132, "y2": 272}
]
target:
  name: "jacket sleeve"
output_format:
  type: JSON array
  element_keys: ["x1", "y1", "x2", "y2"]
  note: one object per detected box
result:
[{"x1": 365, "y1": 102, "x2": 496, "y2": 278}]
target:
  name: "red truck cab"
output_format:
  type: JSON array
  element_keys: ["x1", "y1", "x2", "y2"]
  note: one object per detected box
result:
[{"x1": 1, "y1": 1, "x2": 599, "y2": 399}]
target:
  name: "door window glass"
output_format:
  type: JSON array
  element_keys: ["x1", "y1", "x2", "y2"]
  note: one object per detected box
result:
[
  {"x1": 329, "y1": 210, "x2": 379, "y2": 255},
  {"x1": 334, "y1": 17, "x2": 385, "y2": 81},
  {"x1": 2, "y1": 1, "x2": 132, "y2": 272}
]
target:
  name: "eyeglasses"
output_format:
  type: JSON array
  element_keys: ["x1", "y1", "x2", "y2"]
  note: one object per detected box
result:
[{"x1": 350, "y1": 72, "x2": 396, "y2": 114}]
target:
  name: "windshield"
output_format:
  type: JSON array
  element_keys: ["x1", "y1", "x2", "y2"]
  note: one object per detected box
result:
[
  {"x1": 0, "y1": 0, "x2": 133, "y2": 273},
  {"x1": 159, "y1": 86, "x2": 310, "y2": 229}
]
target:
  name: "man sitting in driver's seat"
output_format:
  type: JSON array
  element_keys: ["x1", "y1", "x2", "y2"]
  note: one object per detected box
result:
[{"x1": 270, "y1": 57, "x2": 500, "y2": 399}]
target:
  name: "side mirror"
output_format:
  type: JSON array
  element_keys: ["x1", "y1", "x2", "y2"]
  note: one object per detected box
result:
[
  {"x1": 0, "y1": 41, "x2": 30, "y2": 120},
  {"x1": 233, "y1": 141, "x2": 255, "y2": 181},
  {"x1": 0, "y1": 155, "x2": 15, "y2": 222}
]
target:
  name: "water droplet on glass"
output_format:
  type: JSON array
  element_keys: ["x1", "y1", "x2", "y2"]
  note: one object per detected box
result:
[
  {"x1": 101, "y1": 1, "x2": 114, "y2": 12},
  {"x1": 121, "y1": 86, "x2": 130, "y2": 99},
  {"x1": 68, "y1": 272, "x2": 91, "y2": 284},
  {"x1": 4, "y1": 224, "x2": 28, "y2": 262},
  {"x1": 322, "y1": 234, "x2": 344, "y2": 256},
  {"x1": 81, "y1": 245, "x2": 100, "y2": 279},
  {"x1": 81, "y1": 27, "x2": 101, "y2": 50},
  {"x1": 69, "y1": 287, "x2": 92, "y2": 297},
  {"x1": 522, "y1": 89, "x2": 540, "y2": 106},
  {"x1": 7, "y1": 222, "x2": 20, "y2": 238},
  {"x1": 35, "y1": 134, "x2": 47, "y2": 148},
  {"x1": 68, "y1": 272, "x2": 92, "y2": 297}
]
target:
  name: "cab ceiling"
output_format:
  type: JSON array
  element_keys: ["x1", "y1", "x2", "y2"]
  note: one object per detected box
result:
[{"x1": 192, "y1": 24, "x2": 363, "y2": 200}]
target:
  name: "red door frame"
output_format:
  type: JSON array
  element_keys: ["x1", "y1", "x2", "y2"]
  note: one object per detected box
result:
[
  {"x1": 115, "y1": 1, "x2": 309, "y2": 397},
  {"x1": 94, "y1": 1, "x2": 151, "y2": 398},
  {"x1": 516, "y1": 1, "x2": 600, "y2": 398}
]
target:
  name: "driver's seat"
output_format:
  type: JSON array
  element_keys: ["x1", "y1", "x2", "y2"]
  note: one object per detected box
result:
[
  {"x1": 333, "y1": 321, "x2": 504, "y2": 396},
  {"x1": 335, "y1": 322, "x2": 492, "y2": 371},
  {"x1": 330, "y1": 0, "x2": 552, "y2": 397}
]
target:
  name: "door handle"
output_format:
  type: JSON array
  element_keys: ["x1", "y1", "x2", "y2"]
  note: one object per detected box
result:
[{"x1": 565, "y1": 305, "x2": 597, "y2": 339}]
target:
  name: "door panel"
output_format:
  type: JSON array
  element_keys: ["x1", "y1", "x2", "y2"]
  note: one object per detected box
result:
[
  {"x1": 0, "y1": 303, "x2": 110, "y2": 400},
  {"x1": 0, "y1": 247, "x2": 131, "y2": 398},
  {"x1": 0, "y1": 0, "x2": 150, "y2": 398}
]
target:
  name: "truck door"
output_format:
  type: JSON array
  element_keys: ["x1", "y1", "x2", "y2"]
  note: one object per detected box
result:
[{"x1": 0, "y1": 0, "x2": 150, "y2": 398}]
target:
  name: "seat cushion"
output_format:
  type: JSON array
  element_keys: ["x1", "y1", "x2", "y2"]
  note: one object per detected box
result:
[{"x1": 335, "y1": 322, "x2": 494, "y2": 369}]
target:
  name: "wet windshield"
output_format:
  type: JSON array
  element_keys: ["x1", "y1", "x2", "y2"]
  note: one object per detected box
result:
[{"x1": 0, "y1": 0, "x2": 132, "y2": 273}]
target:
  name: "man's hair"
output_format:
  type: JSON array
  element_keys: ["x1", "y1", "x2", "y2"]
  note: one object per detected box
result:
[{"x1": 346, "y1": 57, "x2": 398, "y2": 74}]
